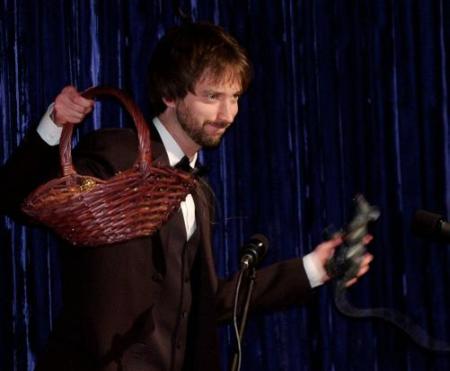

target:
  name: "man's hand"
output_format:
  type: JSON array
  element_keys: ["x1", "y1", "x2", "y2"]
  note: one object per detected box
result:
[
  {"x1": 52, "y1": 86, "x2": 95, "y2": 126},
  {"x1": 310, "y1": 235, "x2": 373, "y2": 287}
]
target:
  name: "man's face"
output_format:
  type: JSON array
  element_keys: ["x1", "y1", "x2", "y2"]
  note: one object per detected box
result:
[{"x1": 174, "y1": 73, "x2": 242, "y2": 148}]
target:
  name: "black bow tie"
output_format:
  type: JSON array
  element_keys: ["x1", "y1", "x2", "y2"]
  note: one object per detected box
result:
[{"x1": 174, "y1": 156, "x2": 209, "y2": 177}]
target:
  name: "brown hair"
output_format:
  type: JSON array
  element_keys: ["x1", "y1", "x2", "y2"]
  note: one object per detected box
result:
[{"x1": 148, "y1": 22, "x2": 252, "y2": 115}]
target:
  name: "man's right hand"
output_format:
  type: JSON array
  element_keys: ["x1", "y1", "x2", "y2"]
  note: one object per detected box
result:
[{"x1": 52, "y1": 86, "x2": 95, "y2": 126}]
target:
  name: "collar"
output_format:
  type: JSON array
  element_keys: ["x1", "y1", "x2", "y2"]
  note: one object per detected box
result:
[{"x1": 152, "y1": 117, "x2": 198, "y2": 168}]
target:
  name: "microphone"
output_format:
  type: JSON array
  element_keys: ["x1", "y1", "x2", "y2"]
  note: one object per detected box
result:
[
  {"x1": 240, "y1": 234, "x2": 269, "y2": 270},
  {"x1": 412, "y1": 210, "x2": 450, "y2": 243}
]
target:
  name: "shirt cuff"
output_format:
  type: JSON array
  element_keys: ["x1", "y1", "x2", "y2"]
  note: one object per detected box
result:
[
  {"x1": 303, "y1": 252, "x2": 328, "y2": 288},
  {"x1": 36, "y1": 103, "x2": 63, "y2": 146}
]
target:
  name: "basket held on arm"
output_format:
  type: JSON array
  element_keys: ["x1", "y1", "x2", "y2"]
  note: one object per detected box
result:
[{"x1": 22, "y1": 86, "x2": 197, "y2": 246}]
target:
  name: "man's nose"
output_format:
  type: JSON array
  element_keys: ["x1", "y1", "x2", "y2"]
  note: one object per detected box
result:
[{"x1": 217, "y1": 100, "x2": 237, "y2": 123}]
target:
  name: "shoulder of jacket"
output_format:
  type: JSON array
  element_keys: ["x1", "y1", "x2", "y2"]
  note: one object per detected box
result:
[{"x1": 80, "y1": 127, "x2": 138, "y2": 144}]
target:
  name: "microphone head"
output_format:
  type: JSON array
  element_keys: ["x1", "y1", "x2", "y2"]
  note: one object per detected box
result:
[
  {"x1": 412, "y1": 210, "x2": 445, "y2": 239},
  {"x1": 240, "y1": 234, "x2": 269, "y2": 268},
  {"x1": 247, "y1": 233, "x2": 269, "y2": 256}
]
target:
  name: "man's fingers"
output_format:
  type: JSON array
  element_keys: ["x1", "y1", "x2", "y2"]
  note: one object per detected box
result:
[
  {"x1": 53, "y1": 106, "x2": 89, "y2": 125},
  {"x1": 356, "y1": 265, "x2": 370, "y2": 277},
  {"x1": 363, "y1": 234, "x2": 373, "y2": 244},
  {"x1": 53, "y1": 86, "x2": 95, "y2": 125},
  {"x1": 323, "y1": 236, "x2": 343, "y2": 249},
  {"x1": 345, "y1": 278, "x2": 357, "y2": 287},
  {"x1": 314, "y1": 236, "x2": 343, "y2": 262},
  {"x1": 361, "y1": 253, "x2": 373, "y2": 266},
  {"x1": 343, "y1": 253, "x2": 373, "y2": 287},
  {"x1": 73, "y1": 95, "x2": 95, "y2": 111},
  {"x1": 355, "y1": 253, "x2": 373, "y2": 275},
  {"x1": 57, "y1": 90, "x2": 94, "y2": 112}
]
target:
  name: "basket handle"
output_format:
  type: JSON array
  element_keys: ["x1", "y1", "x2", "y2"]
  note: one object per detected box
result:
[{"x1": 59, "y1": 86, "x2": 152, "y2": 176}]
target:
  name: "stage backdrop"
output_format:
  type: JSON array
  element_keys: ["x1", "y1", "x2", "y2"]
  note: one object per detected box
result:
[{"x1": 1, "y1": 0, "x2": 450, "y2": 370}]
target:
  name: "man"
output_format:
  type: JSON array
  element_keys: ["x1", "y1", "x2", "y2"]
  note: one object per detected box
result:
[{"x1": 0, "y1": 22, "x2": 372, "y2": 370}]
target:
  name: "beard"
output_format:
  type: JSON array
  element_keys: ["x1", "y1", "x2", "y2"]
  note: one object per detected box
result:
[{"x1": 175, "y1": 102, "x2": 231, "y2": 148}]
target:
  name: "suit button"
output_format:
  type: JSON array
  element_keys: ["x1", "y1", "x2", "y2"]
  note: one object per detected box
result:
[
  {"x1": 181, "y1": 311, "x2": 188, "y2": 319},
  {"x1": 152, "y1": 272, "x2": 163, "y2": 282}
]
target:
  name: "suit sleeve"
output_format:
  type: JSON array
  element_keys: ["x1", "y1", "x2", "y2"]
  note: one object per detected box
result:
[
  {"x1": 0, "y1": 130, "x2": 60, "y2": 220},
  {"x1": 215, "y1": 258, "x2": 313, "y2": 322}
]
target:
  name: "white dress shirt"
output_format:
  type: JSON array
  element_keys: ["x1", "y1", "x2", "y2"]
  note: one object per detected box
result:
[
  {"x1": 153, "y1": 117, "x2": 197, "y2": 240},
  {"x1": 36, "y1": 108, "x2": 327, "y2": 288}
]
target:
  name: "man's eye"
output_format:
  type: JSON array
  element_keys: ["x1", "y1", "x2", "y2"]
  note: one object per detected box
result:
[{"x1": 206, "y1": 94, "x2": 218, "y2": 101}]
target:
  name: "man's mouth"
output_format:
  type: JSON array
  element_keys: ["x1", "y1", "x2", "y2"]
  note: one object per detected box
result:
[{"x1": 205, "y1": 121, "x2": 229, "y2": 129}]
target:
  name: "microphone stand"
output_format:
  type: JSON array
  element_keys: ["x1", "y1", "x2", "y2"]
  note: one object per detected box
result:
[{"x1": 230, "y1": 266, "x2": 256, "y2": 371}]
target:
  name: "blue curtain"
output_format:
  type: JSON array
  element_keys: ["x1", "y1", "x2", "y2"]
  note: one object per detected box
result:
[{"x1": 1, "y1": 0, "x2": 450, "y2": 370}]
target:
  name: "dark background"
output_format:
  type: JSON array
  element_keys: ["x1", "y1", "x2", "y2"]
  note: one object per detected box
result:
[{"x1": 1, "y1": 0, "x2": 450, "y2": 370}]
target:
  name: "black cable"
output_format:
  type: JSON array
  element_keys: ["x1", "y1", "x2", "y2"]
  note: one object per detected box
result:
[
  {"x1": 334, "y1": 280, "x2": 450, "y2": 352},
  {"x1": 231, "y1": 269, "x2": 245, "y2": 371}
]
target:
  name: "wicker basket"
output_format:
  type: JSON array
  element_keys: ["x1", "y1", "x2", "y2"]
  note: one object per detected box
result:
[{"x1": 21, "y1": 86, "x2": 197, "y2": 246}]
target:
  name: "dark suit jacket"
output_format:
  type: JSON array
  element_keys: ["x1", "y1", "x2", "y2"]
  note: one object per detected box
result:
[{"x1": 0, "y1": 125, "x2": 313, "y2": 370}]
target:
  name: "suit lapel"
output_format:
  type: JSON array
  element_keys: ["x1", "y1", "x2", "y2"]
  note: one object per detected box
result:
[
  {"x1": 191, "y1": 179, "x2": 218, "y2": 294},
  {"x1": 148, "y1": 123, "x2": 174, "y2": 271}
]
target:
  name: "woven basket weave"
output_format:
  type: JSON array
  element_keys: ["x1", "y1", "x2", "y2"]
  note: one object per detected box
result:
[{"x1": 21, "y1": 86, "x2": 197, "y2": 246}]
